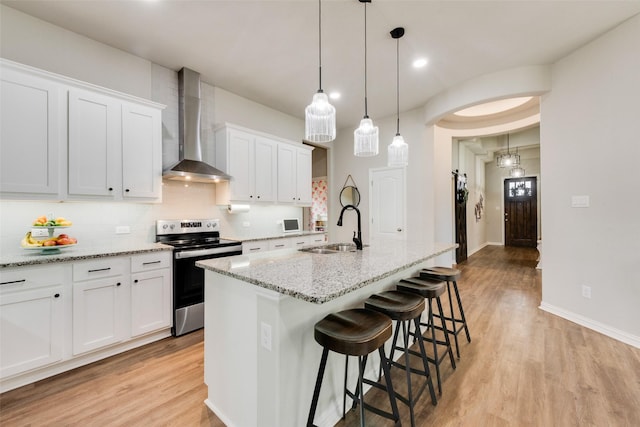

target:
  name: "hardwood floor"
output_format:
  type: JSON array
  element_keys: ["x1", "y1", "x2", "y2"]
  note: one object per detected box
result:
[{"x1": 2, "y1": 245, "x2": 639, "y2": 426}]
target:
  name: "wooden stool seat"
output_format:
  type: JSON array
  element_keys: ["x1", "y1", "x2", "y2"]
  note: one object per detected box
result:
[
  {"x1": 397, "y1": 277, "x2": 446, "y2": 299},
  {"x1": 420, "y1": 267, "x2": 461, "y2": 282},
  {"x1": 314, "y1": 308, "x2": 392, "y2": 356},
  {"x1": 308, "y1": 309, "x2": 400, "y2": 426},
  {"x1": 364, "y1": 290, "x2": 425, "y2": 321}
]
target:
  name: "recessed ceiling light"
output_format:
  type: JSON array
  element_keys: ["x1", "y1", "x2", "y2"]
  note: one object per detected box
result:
[
  {"x1": 454, "y1": 97, "x2": 533, "y2": 117},
  {"x1": 329, "y1": 92, "x2": 341, "y2": 100},
  {"x1": 413, "y1": 58, "x2": 428, "y2": 68}
]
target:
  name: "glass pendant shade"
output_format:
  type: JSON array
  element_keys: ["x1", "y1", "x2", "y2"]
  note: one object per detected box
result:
[
  {"x1": 388, "y1": 134, "x2": 408, "y2": 166},
  {"x1": 510, "y1": 165, "x2": 525, "y2": 178},
  {"x1": 305, "y1": 92, "x2": 336, "y2": 142},
  {"x1": 354, "y1": 117, "x2": 379, "y2": 157},
  {"x1": 496, "y1": 152, "x2": 520, "y2": 168}
]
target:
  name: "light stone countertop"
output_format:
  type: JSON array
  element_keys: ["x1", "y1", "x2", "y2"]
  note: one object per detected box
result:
[
  {"x1": 196, "y1": 240, "x2": 456, "y2": 304},
  {"x1": 0, "y1": 242, "x2": 173, "y2": 269},
  {"x1": 223, "y1": 230, "x2": 326, "y2": 243}
]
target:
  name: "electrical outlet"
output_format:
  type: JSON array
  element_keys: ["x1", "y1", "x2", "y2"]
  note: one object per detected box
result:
[
  {"x1": 31, "y1": 228, "x2": 49, "y2": 237},
  {"x1": 261, "y1": 322, "x2": 272, "y2": 351},
  {"x1": 115, "y1": 226, "x2": 130, "y2": 234},
  {"x1": 582, "y1": 285, "x2": 591, "y2": 299}
]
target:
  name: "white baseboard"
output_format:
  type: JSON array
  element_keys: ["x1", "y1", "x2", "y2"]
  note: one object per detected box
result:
[
  {"x1": 468, "y1": 242, "x2": 490, "y2": 256},
  {"x1": 539, "y1": 302, "x2": 640, "y2": 349},
  {"x1": 486, "y1": 241, "x2": 503, "y2": 246}
]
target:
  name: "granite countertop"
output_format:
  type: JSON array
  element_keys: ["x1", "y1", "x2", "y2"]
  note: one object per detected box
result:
[
  {"x1": 224, "y1": 230, "x2": 326, "y2": 243},
  {"x1": 0, "y1": 242, "x2": 173, "y2": 268},
  {"x1": 196, "y1": 240, "x2": 456, "y2": 304}
]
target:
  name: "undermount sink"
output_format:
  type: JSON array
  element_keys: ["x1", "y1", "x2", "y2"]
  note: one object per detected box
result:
[{"x1": 300, "y1": 243, "x2": 357, "y2": 254}]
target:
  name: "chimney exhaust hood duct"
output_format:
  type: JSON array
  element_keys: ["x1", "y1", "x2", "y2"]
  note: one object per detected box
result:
[{"x1": 163, "y1": 67, "x2": 231, "y2": 183}]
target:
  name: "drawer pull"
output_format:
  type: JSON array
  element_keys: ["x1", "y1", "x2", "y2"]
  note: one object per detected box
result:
[
  {"x1": 249, "y1": 248, "x2": 262, "y2": 251},
  {"x1": 88, "y1": 267, "x2": 111, "y2": 273},
  {"x1": 142, "y1": 260, "x2": 162, "y2": 266},
  {"x1": 1, "y1": 279, "x2": 26, "y2": 286},
  {"x1": 275, "y1": 244, "x2": 285, "y2": 248}
]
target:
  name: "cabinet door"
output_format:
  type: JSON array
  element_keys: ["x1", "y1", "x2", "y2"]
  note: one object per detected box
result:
[
  {"x1": 0, "y1": 68, "x2": 61, "y2": 195},
  {"x1": 253, "y1": 137, "x2": 277, "y2": 202},
  {"x1": 122, "y1": 103, "x2": 162, "y2": 199},
  {"x1": 73, "y1": 277, "x2": 126, "y2": 355},
  {"x1": 242, "y1": 241, "x2": 268, "y2": 254},
  {"x1": 296, "y1": 148, "x2": 313, "y2": 205},
  {"x1": 0, "y1": 286, "x2": 65, "y2": 378},
  {"x1": 228, "y1": 130, "x2": 254, "y2": 201},
  {"x1": 277, "y1": 144, "x2": 296, "y2": 203},
  {"x1": 68, "y1": 89, "x2": 120, "y2": 197},
  {"x1": 131, "y1": 268, "x2": 172, "y2": 337}
]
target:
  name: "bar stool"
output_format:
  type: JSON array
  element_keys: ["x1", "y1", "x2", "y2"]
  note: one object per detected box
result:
[
  {"x1": 364, "y1": 290, "x2": 437, "y2": 427},
  {"x1": 420, "y1": 267, "x2": 471, "y2": 358},
  {"x1": 397, "y1": 277, "x2": 456, "y2": 395},
  {"x1": 307, "y1": 308, "x2": 401, "y2": 427}
]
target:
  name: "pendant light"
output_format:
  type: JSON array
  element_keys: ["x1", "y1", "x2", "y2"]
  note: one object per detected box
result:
[
  {"x1": 354, "y1": 0, "x2": 378, "y2": 157},
  {"x1": 496, "y1": 133, "x2": 520, "y2": 168},
  {"x1": 387, "y1": 27, "x2": 408, "y2": 167},
  {"x1": 305, "y1": 0, "x2": 336, "y2": 143},
  {"x1": 510, "y1": 165, "x2": 526, "y2": 178}
]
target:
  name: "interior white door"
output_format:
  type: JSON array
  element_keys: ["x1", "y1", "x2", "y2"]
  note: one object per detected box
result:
[{"x1": 370, "y1": 167, "x2": 406, "y2": 240}]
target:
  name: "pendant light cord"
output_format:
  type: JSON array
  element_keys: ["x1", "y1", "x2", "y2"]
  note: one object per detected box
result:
[
  {"x1": 396, "y1": 36, "x2": 400, "y2": 135},
  {"x1": 363, "y1": 1, "x2": 369, "y2": 118},
  {"x1": 318, "y1": 0, "x2": 322, "y2": 92}
]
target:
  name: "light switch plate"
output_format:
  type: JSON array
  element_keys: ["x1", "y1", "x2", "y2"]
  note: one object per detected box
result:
[{"x1": 571, "y1": 195, "x2": 590, "y2": 208}]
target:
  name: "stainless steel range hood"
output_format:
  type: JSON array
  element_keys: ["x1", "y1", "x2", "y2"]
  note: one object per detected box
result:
[{"x1": 163, "y1": 67, "x2": 231, "y2": 183}]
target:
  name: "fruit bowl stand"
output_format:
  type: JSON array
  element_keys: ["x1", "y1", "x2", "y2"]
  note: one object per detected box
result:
[{"x1": 25, "y1": 225, "x2": 76, "y2": 254}]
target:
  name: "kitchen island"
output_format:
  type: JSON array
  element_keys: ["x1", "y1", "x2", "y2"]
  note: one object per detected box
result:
[{"x1": 196, "y1": 240, "x2": 456, "y2": 427}]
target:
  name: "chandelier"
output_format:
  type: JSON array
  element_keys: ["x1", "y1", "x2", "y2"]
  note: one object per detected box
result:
[{"x1": 496, "y1": 133, "x2": 520, "y2": 168}]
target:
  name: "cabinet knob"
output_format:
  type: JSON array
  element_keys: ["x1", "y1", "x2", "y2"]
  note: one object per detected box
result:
[
  {"x1": 249, "y1": 195, "x2": 253, "y2": 198},
  {"x1": 125, "y1": 189, "x2": 130, "y2": 193},
  {"x1": 134, "y1": 279, "x2": 138, "y2": 283},
  {"x1": 54, "y1": 293, "x2": 60, "y2": 298},
  {"x1": 108, "y1": 187, "x2": 113, "y2": 191},
  {"x1": 257, "y1": 195, "x2": 260, "y2": 199},
  {"x1": 116, "y1": 282, "x2": 121, "y2": 287}
]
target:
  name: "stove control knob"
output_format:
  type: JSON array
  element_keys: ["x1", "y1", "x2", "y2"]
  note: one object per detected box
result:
[
  {"x1": 206, "y1": 222, "x2": 211, "y2": 228},
  {"x1": 169, "y1": 224, "x2": 175, "y2": 230},
  {"x1": 162, "y1": 224, "x2": 168, "y2": 230}
]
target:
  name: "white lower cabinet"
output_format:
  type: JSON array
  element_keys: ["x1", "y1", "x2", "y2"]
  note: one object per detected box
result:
[
  {"x1": 72, "y1": 259, "x2": 128, "y2": 355},
  {"x1": 0, "y1": 265, "x2": 69, "y2": 378},
  {"x1": 268, "y1": 238, "x2": 293, "y2": 251},
  {"x1": 242, "y1": 241, "x2": 268, "y2": 254},
  {"x1": 130, "y1": 253, "x2": 172, "y2": 337}
]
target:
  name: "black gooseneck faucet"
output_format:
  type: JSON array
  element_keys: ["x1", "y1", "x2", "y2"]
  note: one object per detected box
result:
[{"x1": 337, "y1": 204, "x2": 363, "y2": 250}]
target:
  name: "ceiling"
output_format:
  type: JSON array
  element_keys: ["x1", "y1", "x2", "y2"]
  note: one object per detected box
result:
[{"x1": 3, "y1": 1, "x2": 640, "y2": 131}]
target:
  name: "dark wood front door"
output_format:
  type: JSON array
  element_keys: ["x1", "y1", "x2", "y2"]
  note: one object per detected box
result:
[{"x1": 504, "y1": 177, "x2": 537, "y2": 247}]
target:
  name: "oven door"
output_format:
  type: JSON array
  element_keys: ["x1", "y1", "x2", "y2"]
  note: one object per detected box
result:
[{"x1": 172, "y1": 246, "x2": 242, "y2": 336}]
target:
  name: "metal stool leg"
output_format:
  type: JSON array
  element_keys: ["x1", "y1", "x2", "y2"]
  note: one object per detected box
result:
[
  {"x1": 446, "y1": 281, "x2": 461, "y2": 358},
  {"x1": 436, "y1": 296, "x2": 456, "y2": 369},
  {"x1": 307, "y1": 347, "x2": 329, "y2": 427},
  {"x1": 452, "y1": 280, "x2": 471, "y2": 343},
  {"x1": 413, "y1": 316, "x2": 437, "y2": 406}
]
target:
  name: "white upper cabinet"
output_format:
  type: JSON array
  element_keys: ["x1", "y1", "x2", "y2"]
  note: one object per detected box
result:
[
  {"x1": 0, "y1": 66, "x2": 62, "y2": 196},
  {"x1": 121, "y1": 103, "x2": 162, "y2": 199},
  {"x1": 0, "y1": 59, "x2": 164, "y2": 202},
  {"x1": 215, "y1": 125, "x2": 277, "y2": 204},
  {"x1": 68, "y1": 89, "x2": 120, "y2": 197},
  {"x1": 278, "y1": 143, "x2": 313, "y2": 206}
]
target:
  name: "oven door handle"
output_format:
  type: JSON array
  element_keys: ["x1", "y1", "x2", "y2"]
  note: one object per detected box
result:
[{"x1": 175, "y1": 246, "x2": 241, "y2": 259}]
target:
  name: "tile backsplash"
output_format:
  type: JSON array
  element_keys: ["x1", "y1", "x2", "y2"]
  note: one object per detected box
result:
[{"x1": 0, "y1": 180, "x2": 302, "y2": 256}]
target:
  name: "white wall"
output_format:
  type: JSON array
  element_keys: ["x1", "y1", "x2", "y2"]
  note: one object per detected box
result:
[
  {"x1": 540, "y1": 14, "x2": 640, "y2": 343},
  {"x1": 328, "y1": 108, "x2": 434, "y2": 247},
  {"x1": 0, "y1": 5, "x2": 303, "y2": 255}
]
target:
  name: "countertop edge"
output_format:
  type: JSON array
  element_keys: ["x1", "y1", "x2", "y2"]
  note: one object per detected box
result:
[
  {"x1": 1, "y1": 244, "x2": 174, "y2": 269},
  {"x1": 223, "y1": 231, "x2": 326, "y2": 243}
]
